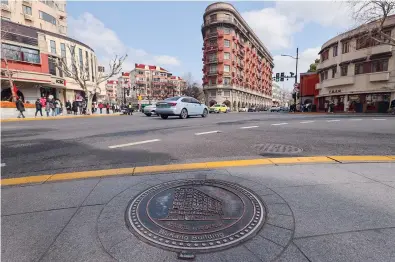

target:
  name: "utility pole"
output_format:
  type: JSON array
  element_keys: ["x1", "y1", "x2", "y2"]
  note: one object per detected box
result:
[{"x1": 295, "y1": 47, "x2": 299, "y2": 108}]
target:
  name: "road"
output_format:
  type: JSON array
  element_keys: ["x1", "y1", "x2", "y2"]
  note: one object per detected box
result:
[{"x1": 1, "y1": 112, "x2": 395, "y2": 179}]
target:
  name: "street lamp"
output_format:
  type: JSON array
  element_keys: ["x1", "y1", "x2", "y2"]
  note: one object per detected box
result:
[{"x1": 281, "y1": 47, "x2": 299, "y2": 110}]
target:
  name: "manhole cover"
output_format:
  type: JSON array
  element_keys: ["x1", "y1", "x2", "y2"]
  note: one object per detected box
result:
[
  {"x1": 126, "y1": 179, "x2": 266, "y2": 253},
  {"x1": 253, "y1": 143, "x2": 303, "y2": 155}
]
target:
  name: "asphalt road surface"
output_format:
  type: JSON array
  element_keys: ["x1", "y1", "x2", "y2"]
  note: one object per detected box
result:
[{"x1": 2, "y1": 112, "x2": 395, "y2": 179}]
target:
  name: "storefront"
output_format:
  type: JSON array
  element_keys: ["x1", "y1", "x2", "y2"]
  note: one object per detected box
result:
[{"x1": 318, "y1": 92, "x2": 391, "y2": 113}]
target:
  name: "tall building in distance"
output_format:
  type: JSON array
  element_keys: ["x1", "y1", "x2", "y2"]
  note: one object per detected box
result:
[
  {"x1": 106, "y1": 80, "x2": 118, "y2": 103},
  {"x1": 1, "y1": 0, "x2": 68, "y2": 35},
  {"x1": 201, "y1": 2, "x2": 274, "y2": 110},
  {"x1": 120, "y1": 64, "x2": 186, "y2": 106}
]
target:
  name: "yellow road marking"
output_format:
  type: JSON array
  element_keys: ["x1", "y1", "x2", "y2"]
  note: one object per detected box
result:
[
  {"x1": 328, "y1": 155, "x2": 395, "y2": 162},
  {"x1": 1, "y1": 156, "x2": 394, "y2": 187}
]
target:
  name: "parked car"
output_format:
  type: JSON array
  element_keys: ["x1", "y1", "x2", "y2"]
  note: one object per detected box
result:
[
  {"x1": 143, "y1": 104, "x2": 157, "y2": 116},
  {"x1": 238, "y1": 107, "x2": 248, "y2": 112},
  {"x1": 248, "y1": 107, "x2": 257, "y2": 112},
  {"x1": 270, "y1": 106, "x2": 281, "y2": 112},
  {"x1": 209, "y1": 104, "x2": 228, "y2": 113},
  {"x1": 156, "y1": 96, "x2": 209, "y2": 119}
]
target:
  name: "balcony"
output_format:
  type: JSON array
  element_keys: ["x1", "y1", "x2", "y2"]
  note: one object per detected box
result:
[
  {"x1": 205, "y1": 46, "x2": 218, "y2": 53},
  {"x1": 207, "y1": 71, "x2": 218, "y2": 76},
  {"x1": 1, "y1": 3, "x2": 10, "y2": 12},
  {"x1": 370, "y1": 44, "x2": 393, "y2": 55},
  {"x1": 24, "y1": 14, "x2": 33, "y2": 21},
  {"x1": 316, "y1": 76, "x2": 355, "y2": 89},
  {"x1": 207, "y1": 31, "x2": 219, "y2": 39},
  {"x1": 369, "y1": 72, "x2": 390, "y2": 82},
  {"x1": 206, "y1": 58, "x2": 218, "y2": 64}
]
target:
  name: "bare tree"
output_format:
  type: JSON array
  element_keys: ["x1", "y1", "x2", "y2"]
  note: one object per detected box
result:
[
  {"x1": 347, "y1": 0, "x2": 395, "y2": 46},
  {"x1": 1, "y1": 25, "x2": 19, "y2": 102},
  {"x1": 56, "y1": 44, "x2": 127, "y2": 114},
  {"x1": 182, "y1": 72, "x2": 204, "y2": 100}
]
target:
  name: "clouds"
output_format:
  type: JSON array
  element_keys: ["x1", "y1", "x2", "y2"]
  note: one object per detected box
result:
[
  {"x1": 242, "y1": 1, "x2": 354, "y2": 51},
  {"x1": 68, "y1": 12, "x2": 181, "y2": 71}
]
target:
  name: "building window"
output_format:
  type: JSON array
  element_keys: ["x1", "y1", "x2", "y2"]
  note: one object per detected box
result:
[
  {"x1": 224, "y1": 65, "x2": 230, "y2": 72},
  {"x1": 1, "y1": 0, "x2": 8, "y2": 4},
  {"x1": 224, "y1": 77, "x2": 231, "y2": 85},
  {"x1": 320, "y1": 70, "x2": 328, "y2": 82},
  {"x1": 340, "y1": 65, "x2": 348, "y2": 76},
  {"x1": 333, "y1": 45, "x2": 338, "y2": 57},
  {"x1": 354, "y1": 62, "x2": 372, "y2": 75},
  {"x1": 209, "y1": 65, "x2": 217, "y2": 74},
  {"x1": 224, "y1": 90, "x2": 230, "y2": 96},
  {"x1": 224, "y1": 39, "x2": 230, "y2": 47},
  {"x1": 371, "y1": 59, "x2": 388, "y2": 72},
  {"x1": 332, "y1": 66, "x2": 337, "y2": 78},
  {"x1": 342, "y1": 41, "x2": 350, "y2": 54},
  {"x1": 223, "y1": 27, "x2": 230, "y2": 34},
  {"x1": 78, "y1": 48, "x2": 83, "y2": 71},
  {"x1": 1, "y1": 43, "x2": 40, "y2": 63},
  {"x1": 210, "y1": 90, "x2": 216, "y2": 96},
  {"x1": 50, "y1": 40, "x2": 56, "y2": 54},
  {"x1": 22, "y1": 5, "x2": 32, "y2": 15},
  {"x1": 210, "y1": 14, "x2": 217, "y2": 22},
  {"x1": 208, "y1": 53, "x2": 217, "y2": 62},
  {"x1": 48, "y1": 57, "x2": 57, "y2": 76},
  {"x1": 321, "y1": 50, "x2": 329, "y2": 61},
  {"x1": 60, "y1": 43, "x2": 66, "y2": 58},
  {"x1": 224, "y1": 52, "x2": 230, "y2": 60},
  {"x1": 39, "y1": 11, "x2": 56, "y2": 25}
]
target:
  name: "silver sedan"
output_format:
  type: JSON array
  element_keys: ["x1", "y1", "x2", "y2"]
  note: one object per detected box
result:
[
  {"x1": 143, "y1": 104, "x2": 157, "y2": 117},
  {"x1": 155, "y1": 96, "x2": 209, "y2": 119}
]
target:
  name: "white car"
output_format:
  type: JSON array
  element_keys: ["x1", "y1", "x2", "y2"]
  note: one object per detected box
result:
[
  {"x1": 239, "y1": 107, "x2": 248, "y2": 112},
  {"x1": 270, "y1": 106, "x2": 281, "y2": 112},
  {"x1": 156, "y1": 96, "x2": 209, "y2": 119},
  {"x1": 143, "y1": 104, "x2": 157, "y2": 116}
]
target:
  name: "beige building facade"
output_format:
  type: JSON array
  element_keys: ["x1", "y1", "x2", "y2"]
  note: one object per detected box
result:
[
  {"x1": 1, "y1": 0, "x2": 67, "y2": 35},
  {"x1": 316, "y1": 15, "x2": 395, "y2": 113}
]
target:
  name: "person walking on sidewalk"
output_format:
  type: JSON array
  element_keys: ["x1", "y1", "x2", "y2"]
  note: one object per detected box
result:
[
  {"x1": 16, "y1": 97, "x2": 25, "y2": 118},
  {"x1": 128, "y1": 102, "x2": 133, "y2": 115},
  {"x1": 35, "y1": 98, "x2": 43, "y2": 117},
  {"x1": 45, "y1": 100, "x2": 51, "y2": 117},
  {"x1": 72, "y1": 100, "x2": 78, "y2": 115},
  {"x1": 66, "y1": 100, "x2": 71, "y2": 114},
  {"x1": 99, "y1": 102, "x2": 103, "y2": 114},
  {"x1": 106, "y1": 103, "x2": 110, "y2": 114}
]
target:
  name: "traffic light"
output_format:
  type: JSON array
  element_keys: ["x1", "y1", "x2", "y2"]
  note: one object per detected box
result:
[
  {"x1": 275, "y1": 73, "x2": 280, "y2": 82},
  {"x1": 280, "y1": 72, "x2": 284, "y2": 82}
]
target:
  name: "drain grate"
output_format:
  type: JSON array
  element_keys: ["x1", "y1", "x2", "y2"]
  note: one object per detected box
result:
[{"x1": 253, "y1": 143, "x2": 303, "y2": 155}]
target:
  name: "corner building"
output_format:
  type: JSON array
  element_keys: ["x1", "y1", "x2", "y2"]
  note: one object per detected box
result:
[
  {"x1": 316, "y1": 15, "x2": 395, "y2": 113},
  {"x1": 201, "y1": 2, "x2": 274, "y2": 110}
]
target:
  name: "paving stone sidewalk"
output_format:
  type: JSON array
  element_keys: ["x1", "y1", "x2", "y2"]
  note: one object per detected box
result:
[{"x1": 1, "y1": 162, "x2": 395, "y2": 262}]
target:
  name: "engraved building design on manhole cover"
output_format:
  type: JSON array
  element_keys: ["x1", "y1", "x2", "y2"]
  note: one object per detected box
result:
[{"x1": 126, "y1": 179, "x2": 266, "y2": 253}]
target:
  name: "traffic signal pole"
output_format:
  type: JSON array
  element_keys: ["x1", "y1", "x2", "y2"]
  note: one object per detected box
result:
[{"x1": 295, "y1": 47, "x2": 298, "y2": 108}]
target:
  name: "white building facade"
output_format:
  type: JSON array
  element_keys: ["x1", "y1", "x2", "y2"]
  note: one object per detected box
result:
[{"x1": 316, "y1": 15, "x2": 395, "y2": 113}]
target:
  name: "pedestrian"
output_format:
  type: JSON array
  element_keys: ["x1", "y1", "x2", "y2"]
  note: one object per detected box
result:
[
  {"x1": 106, "y1": 103, "x2": 110, "y2": 114},
  {"x1": 72, "y1": 100, "x2": 78, "y2": 115},
  {"x1": 112, "y1": 104, "x2": 115, "y2": 113},
  {"x1": 99, "y1": 102, "x2": 103, "y2": 114},
  {"x1": 55, "y1": 99, "x2": 61, "y2": 116},
  {"x1": 66, "y1": 100, "x2": 71, "y2": 114},
  {"x1": 128, "y1": 102, "x2": 133, "y2": 115},
  {"x1": 35, "y1": 98, "x2": 43, "y2": 117},
  {"x1": 324, "y1": 101, "x2": 328, "y2": 113},
  {"x1": 49, "y1": 99, "x2": 55, "y2": 116},
  {"x1": 45, "y1": 99, "x2": 51, "y2": 117},
  {"x1": 16, "y1": 97, "x2": 25, "y2": 118},
  {"x1": 40, "y1": 96, "x2": 46, "y2": 108}
]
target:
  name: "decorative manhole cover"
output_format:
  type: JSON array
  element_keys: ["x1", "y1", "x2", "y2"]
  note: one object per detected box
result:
[
  {"x1": 126, "y1": 179, "x2": 266, "y2": 253},
  {"x1": 254, "y1": 143, "x2": 303, "y2": 155}
]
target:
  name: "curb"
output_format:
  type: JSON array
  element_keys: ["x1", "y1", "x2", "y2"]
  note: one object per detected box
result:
[
  {"x1": 1, "y1": 113, "x2": 122, "y2": 122},
  {"x1": 1, "y1": 155, "x2": 394, "y2": 187}
]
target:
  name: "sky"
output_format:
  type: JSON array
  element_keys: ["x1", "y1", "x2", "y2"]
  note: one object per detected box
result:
[{"x1": 66, "y1": 1, "x2": 359, "y2": 91}]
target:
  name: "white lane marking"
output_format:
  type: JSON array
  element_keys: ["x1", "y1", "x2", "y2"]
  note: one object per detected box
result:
[
  {"x1": 271, "y1": 123, "x2": 288, "y2": 126},
  {"x1": 1, "y1": 163, "x2": 6, "y2": 167},
  {"x1": 240, "y1": 126, "x2": 259, "y2": 129},
  {"x1": 350, "y1": 119, "x2": 362, "y2": 121},
  {"x1": 108, "y1": 139, "x2": 161, "y2": 149},
  {"x1": 300, "y1": 121, "x2": 315, "y2": 124},
  {"x1": 372, "y1": 118, "x2": 386, "y2": 121},
  {"x1": 195, "y1": 131, "x2": 221, "y2": 136},
  {"x1": 327, "y1": 120, "x2": 340, "y2": 122}
]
